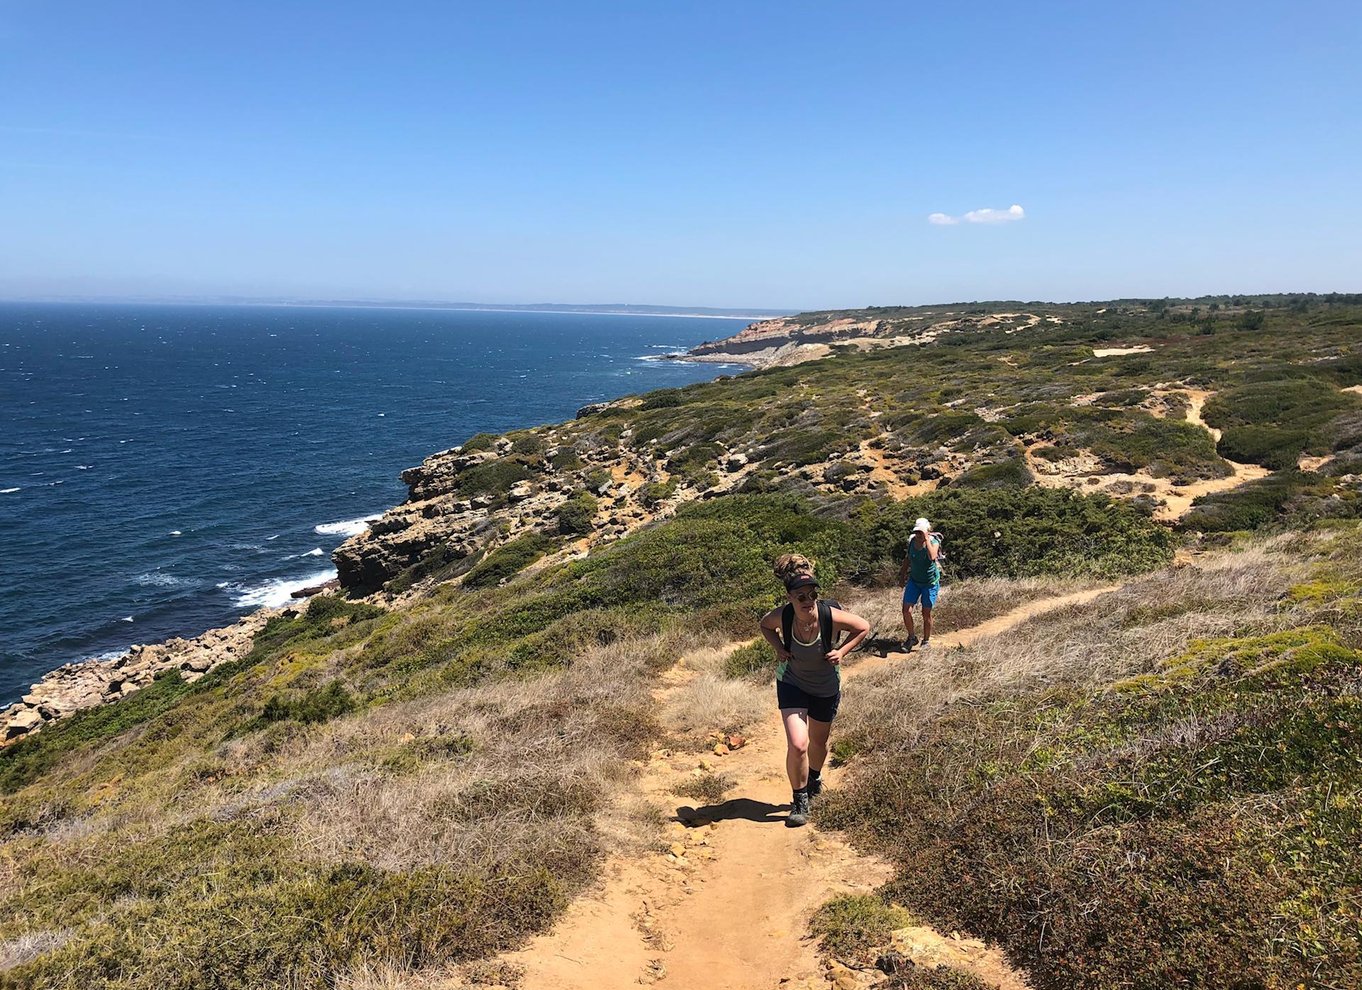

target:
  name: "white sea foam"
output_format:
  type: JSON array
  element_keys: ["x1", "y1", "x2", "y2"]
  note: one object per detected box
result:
[
  {"x1": 303, "y1": 547, "x2": 324, "y2": 557},
  {"x1": 122, "y1": 616, "x2": 134, "y2": 622},
  {"x1": 315, "y1": 514, "x2": 382, "y2": 537},
  {"x1": 231, "y1": 568, "x2": 337, "y2": 609},
  {"x1": 169, "y1": 530, "x2": 182, "y2": 536},
  {"x1": 266, "y1": 534, "x2": 281, "y2": 540},
  {"x1": 136, "y1": 572, "x2": 187, "y2": 587},
  {"x1": 1, "y1": 488, "x2": 19, "y2": 494}
]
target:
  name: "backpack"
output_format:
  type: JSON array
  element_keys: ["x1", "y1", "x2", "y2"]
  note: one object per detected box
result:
[{"x1": 781, "y1": 599, "x2": 841, "y2": 655}]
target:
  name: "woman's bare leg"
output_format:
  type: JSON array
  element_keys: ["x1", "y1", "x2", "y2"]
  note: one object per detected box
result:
[
  {"x1": 922, "y1": 604, "x2": 933, "y2": 641},
  {"x1": 901, "y1": 601, "x2": 915, "y2": 641},
  {"x1": 807, "y1": 717, "x2": 832, "y2": 774},
  {"x1": 782, "y1": 709, "x2": 810, "y2": 790}
]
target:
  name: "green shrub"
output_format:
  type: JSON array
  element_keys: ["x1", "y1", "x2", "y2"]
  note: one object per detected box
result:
[
  {"x1": 457, "y1": 459, "x2": 534, "y2": 497},
  {"x1": 1204, "y1": 379, "x2": 1356, "y2": 469},
  {"x1": 810, "y1": 894, "x2": 913, "y2": 960},
  {"x1": 460, "y1": 432, "x2": 498, "y2": 453},
  {"x1": 641, "y1": 387, "x2": 685, "y2": 409},
  {"x1": 723, "y1": 640, "x2": 774, "y2": 680},
  {"x1": 639, "y1": 479, "x2": 678, "y2": 508},
  {"x1": 247, "y1": 680, "x2": 357, "y2": 732},
  {"x1": 949, "y1": 457, "x2": 1032, "y2": 489},
  {"x1": 549, "y1": 448, "x2": 583, "y2": 471},
  {"x1": 462, "y1": 532, "x2": 556, "y2": 589},
  {"x1": 510, "y1": 432, "x2": 543, "y2": 455},
  {"x1": 557, "y1": 493, "x2": 599, "y2": 535}
]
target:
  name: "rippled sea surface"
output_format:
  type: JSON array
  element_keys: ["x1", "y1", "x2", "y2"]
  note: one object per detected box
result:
[{"x1": 0, "y1": 302, "x2": 744, "y2": 704}]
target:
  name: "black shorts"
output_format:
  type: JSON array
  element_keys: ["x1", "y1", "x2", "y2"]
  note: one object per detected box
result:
[{"x1": 776, "y1": 678, "x2": 841, "y2": 723}]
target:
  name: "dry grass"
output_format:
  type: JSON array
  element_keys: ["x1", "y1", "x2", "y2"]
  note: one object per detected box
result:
[
  {"x1": 0, "y1": 930, "x2": 73, "y2": 973},
  {"x1": 660, "y1": 643, "x2": 769, "y2": 743},
  {"x1": 270, "y1": 629, "x2": 678, "y2": 872},
  {"x1": 843, "y1": 575, "x2": 1091, "y2": 652},
  {"x1": 836, "y1": 541, "x2": 1301, "y2": 752}
]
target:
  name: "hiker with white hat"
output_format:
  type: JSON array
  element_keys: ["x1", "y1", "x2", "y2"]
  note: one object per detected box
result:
[{"x1": 898, "y1": 517, "x2": 942, "y2": 651}]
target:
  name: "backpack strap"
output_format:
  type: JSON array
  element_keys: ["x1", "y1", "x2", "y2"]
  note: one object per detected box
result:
[
  {"x1": 781, "y1": 603, "x2": 794, "y2": 651},
  {"x1": 818, "y1": 600, "x2": 837, "y2": 655}
]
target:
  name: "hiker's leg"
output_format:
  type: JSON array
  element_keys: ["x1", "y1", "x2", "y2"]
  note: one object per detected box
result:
[
  {"x1": 922, "y1": 604, "x2": 933, "y2": 641},
  {"x1": 808, "y1": 717, "x2": 832, "y2": 774},
  {"x1": 901, "y1": 585, "x2": 916, "y2": 640},
  {"x1": 782, "y1": 709, "x2": 810, "y2": 790}
]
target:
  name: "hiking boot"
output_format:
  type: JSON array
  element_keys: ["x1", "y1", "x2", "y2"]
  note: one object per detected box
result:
[
  {"x1": 807, "y1": 773, "x2": 823, "y2": 800},
  {"x1": 901, "y1": 633, "x2": 919, "y2": 652},
  {"x1": 918, "y1": 639, "x2": 932, "y2": 651},
  {"x1": 786, "y1": 790, "x2": 811, "y2": 828}
]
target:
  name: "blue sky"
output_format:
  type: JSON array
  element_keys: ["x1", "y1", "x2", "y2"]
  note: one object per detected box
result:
[{"x1": 1, "y1": 1, "x2": 1358, "y2": 309}]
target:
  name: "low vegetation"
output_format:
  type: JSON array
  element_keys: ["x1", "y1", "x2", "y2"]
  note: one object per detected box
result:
[{"x1": 821, "y1": 526, "x2": 1362, "y2": 990}]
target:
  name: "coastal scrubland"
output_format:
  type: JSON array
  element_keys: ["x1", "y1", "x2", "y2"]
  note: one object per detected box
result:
[{"x1": 2, "y1": 296, "x2": 1360, "y2": 989}]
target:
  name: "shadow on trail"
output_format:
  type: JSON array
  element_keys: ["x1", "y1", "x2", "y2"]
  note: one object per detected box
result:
[{"x1": 675, "y1": 798, "x2": 787, "y2": 827}]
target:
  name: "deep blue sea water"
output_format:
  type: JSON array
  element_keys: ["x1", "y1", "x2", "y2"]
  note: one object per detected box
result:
[{"x1": 0, "y1": 303, "x2": 745, "y2": 705}]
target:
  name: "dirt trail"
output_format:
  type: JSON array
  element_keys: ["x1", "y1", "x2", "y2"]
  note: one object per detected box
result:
[
  {"x1": 1026, "y1": 388, "x2": 1269, "y2": 521},
  {"x1": 488, "y1": 586, "x2": 1121, "y2": 990}
]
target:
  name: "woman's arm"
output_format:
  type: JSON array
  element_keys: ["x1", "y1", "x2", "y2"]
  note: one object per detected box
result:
[
  {"x1": 758, "y1": 607, "x2": 792, "y2": 661},
  {"x1": 925, "y1": 534, "x2": 940, "y2": 562},
  {"x1": 825, "y1": 607, "x2": 871, "y2": 664}
]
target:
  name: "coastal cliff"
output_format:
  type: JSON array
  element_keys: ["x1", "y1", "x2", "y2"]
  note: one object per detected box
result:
[{"x1": 685, "y1": 305, "x2": 1060, "y2": 368}]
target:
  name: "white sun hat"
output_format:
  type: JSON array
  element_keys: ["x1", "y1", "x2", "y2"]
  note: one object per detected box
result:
[{"x1": 913, "y1": 517, "x2": 931, "y2": 533}]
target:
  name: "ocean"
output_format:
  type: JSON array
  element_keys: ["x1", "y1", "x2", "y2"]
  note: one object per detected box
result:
[{"x1": 0, "y1": 302, "x2": 746, "y2": 705}]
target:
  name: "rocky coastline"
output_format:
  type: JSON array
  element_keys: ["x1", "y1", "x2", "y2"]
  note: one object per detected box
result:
[{"x1": 1, "y1": 610, "x2": 279, "y2": 744}]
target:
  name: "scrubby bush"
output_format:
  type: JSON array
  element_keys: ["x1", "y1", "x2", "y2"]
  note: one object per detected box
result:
[
  {"x1": 556, "y1": 492, "x2": 599, "y2": 535},
  {"x1": 857, "y1": 487, "x2": 1173, "y2": 582},
  {"x1": 457, "y1": 458, "x2": 534, "y2": 497},
  {"x1": 639, "y1": 479, "x2": 678, "y2": 509},
  {"x1": 462, "y1": 532, "x2": 556, "y2": 589},
  {"x1": 1204, "y1": 378, "x2": 1356, "y2": 469}
]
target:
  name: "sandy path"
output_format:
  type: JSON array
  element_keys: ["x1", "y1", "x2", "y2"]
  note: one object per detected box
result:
[
  {"x1": 490, "y1": 587, "x2": 1120, "y2": 990},
  {"x1": 1025, "y1": 388, "x2": 1269, "y2": 521}
]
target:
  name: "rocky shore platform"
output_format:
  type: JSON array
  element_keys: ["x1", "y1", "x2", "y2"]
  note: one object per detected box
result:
[{"x1": 1, "y1": 609, "x2": 276, "y2": 745}]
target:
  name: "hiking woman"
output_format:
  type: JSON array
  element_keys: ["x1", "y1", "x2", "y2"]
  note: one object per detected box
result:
[
  {"x1": 758, "y1": 555, "x2": 870, "y2": 828},
  {"x1": 899, "y1": 516, "x2": 942, "y2": 651}
]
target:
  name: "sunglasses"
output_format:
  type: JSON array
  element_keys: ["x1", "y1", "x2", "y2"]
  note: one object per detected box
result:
[{"x1": 791, "y1": 589, "x2": 818, "y2": 604}]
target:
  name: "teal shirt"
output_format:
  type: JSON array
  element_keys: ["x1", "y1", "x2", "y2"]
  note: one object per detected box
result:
[{"x1": 907, "y1": 534, "x2": 941, "y2": 586}]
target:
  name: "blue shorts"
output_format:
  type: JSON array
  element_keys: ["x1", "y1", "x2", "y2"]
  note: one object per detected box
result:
[
  {"x1": 902, "y1": 580, "x2": 939, "y2": 608},
  {"x1": 776, "y1": 678, "x2": 841, "y2": 723}
]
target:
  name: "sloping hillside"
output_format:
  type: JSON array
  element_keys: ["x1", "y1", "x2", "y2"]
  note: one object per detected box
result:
[{"x1": 1, "y1": 297, "x2": 1360, "y2": 990}]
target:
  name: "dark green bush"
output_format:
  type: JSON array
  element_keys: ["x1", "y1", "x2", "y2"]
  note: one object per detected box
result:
[
  {"x1": 556, "y1": 492, "x2": 599, "y2": 535},
  {"x1": 457, "y1": 459, "x2": 534, "y2": 497},
  {"x1": 460, "y1": 432, "x2": 498, "y2": 453},
  {"x1": 252, "y1": 680, "x2": 357, "y2": 729}
]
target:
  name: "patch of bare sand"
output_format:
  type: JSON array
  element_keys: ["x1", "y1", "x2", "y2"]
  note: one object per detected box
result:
[
  {"x1": 1092, "y1": 345, "x2": 1153, "y2": 357},
  {"x1": 856, "y1": 440, "x2": 940, "y2": 500}
]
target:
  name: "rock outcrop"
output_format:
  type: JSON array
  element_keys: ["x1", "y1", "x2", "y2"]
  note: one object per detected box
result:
[{"x1": 2, "y1": 610, "x2": 273, "y2": 746}]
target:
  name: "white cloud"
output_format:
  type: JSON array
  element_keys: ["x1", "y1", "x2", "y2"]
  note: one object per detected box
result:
[{"x1": 928, "y1": 204, "x2": 1025, "y2": 226}]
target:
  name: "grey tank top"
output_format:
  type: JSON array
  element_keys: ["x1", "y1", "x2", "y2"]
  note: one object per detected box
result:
[{"x1": 778, "y1": 623, "x2": 841, "y2": 698}]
